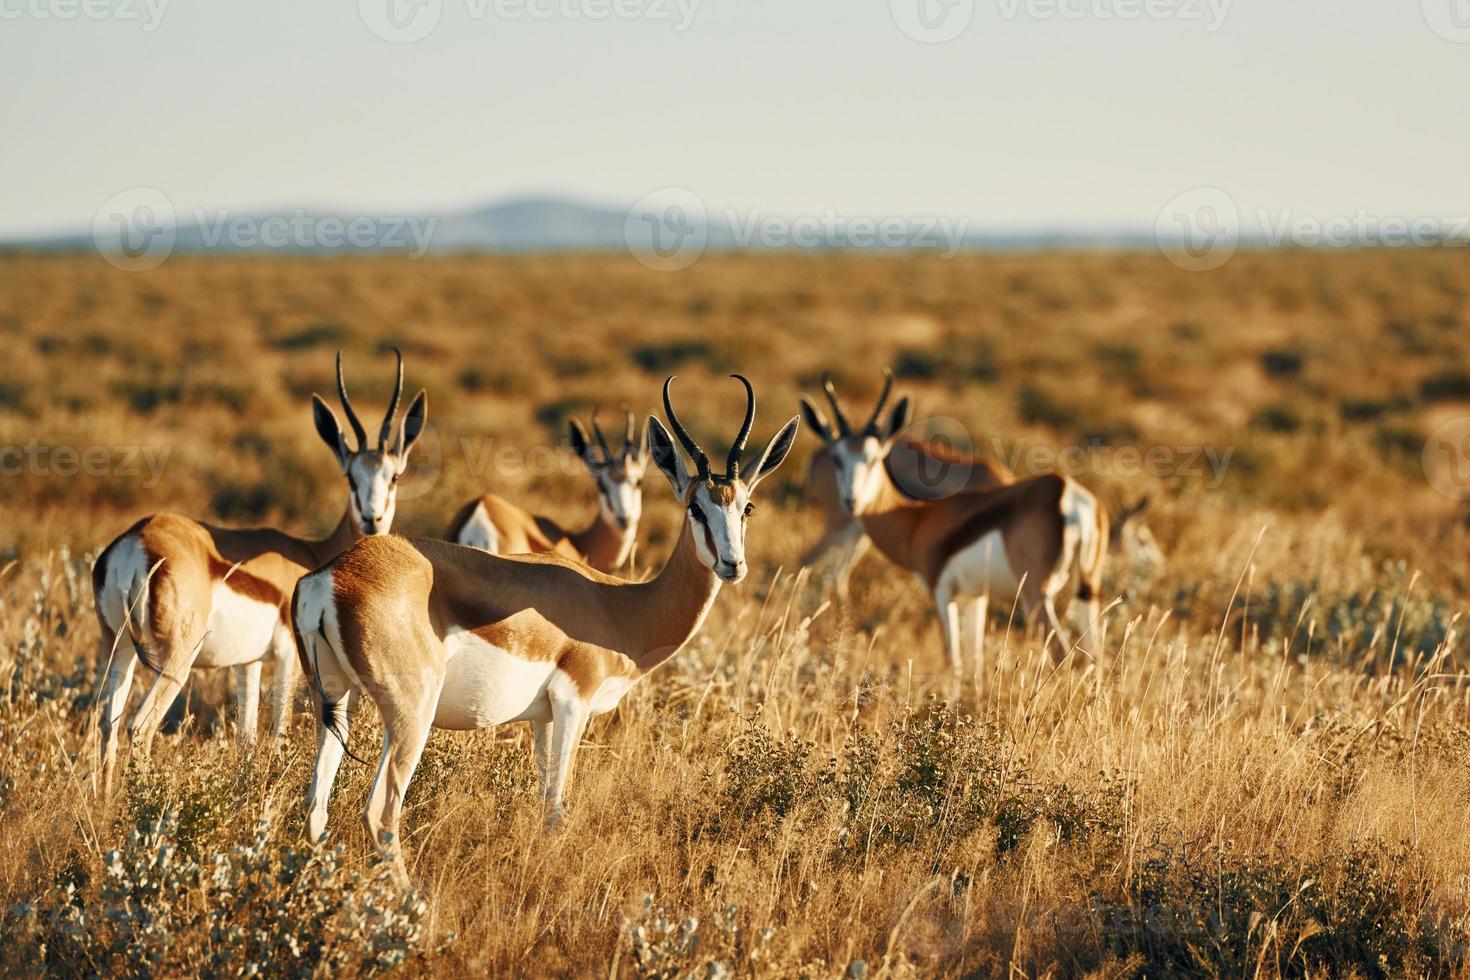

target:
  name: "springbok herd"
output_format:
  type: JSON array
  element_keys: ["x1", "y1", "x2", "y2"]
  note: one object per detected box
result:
[{"x1": 91, "y1": 349, "x2": 1161, "y2": 884}]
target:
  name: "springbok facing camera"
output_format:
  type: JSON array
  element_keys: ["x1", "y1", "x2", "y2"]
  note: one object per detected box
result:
[
  {"x1": 445, "y1": 408, "x2": 648, "y2": 573},
  {"x1": 91, "y1": 350, "x2": 427, "y2": 791},
  {"x1": 806, "y1": 371, "x2": 1108, "y2": 665},
  {"x1": 800, "y1": 377, "x2": 1013, "y2": 599},
  {"x1": 292, "y1": 376, "x2": 799, "y2": 882}
]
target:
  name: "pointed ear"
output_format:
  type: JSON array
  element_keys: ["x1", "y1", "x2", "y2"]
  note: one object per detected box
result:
[
  {"x1": 884, "y1": 396, "x2": 911, "y2": 442},
  {"x1": 313, "y1": 394, "x2": 350, "y2": 471},
  {"x1": 646, "y1": 416, "x2": 689, "y2": 496},
  {"x1": 799, "y1": 396, "x2": 833, "y2": 443},
  {"x1": 747, "y1": 416, "x2": 801, "y2": 491},
  {"x1": 568, "y1": 419, "x2": 598, "y2": 470},
  {"x1": 394, "y1": 389, "x2": 428, "y2": 459}
]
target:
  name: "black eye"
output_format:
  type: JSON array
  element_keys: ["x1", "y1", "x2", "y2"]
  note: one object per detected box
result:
[
  {"x1": 744, "y1": 502, "x2": 755, "y2": 517},
  {"x1": 391, "y1": 473, "x2": 400, "y2": 485}
]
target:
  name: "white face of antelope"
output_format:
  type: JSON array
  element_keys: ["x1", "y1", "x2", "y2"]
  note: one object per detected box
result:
[
  {"x1": 829, "y1": 435, "x2": 889, "y2": 516},
  {"x1": 686, "y1": 479, "x2": 756, "y2": 583},
  {"x1": 345, "y1": 451, "x2": 407, "y2": 536},
  {"x1": 648, "y1": 375, "x2": 801, "y2": 586},
  {"x1": 313, "y1": 349, "x2": 429, "y2": 538},
  {"x1": 801, "y1": 372, "x2": 911, "y2": 517},
  {"x1": 595, "y1": 458, "x2": 645, "y2": 533},
  {"x1": 571, "y1": 414, "x2": 649, "y2": 535}
]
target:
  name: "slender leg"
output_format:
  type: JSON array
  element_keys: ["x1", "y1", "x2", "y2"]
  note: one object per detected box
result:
[
  {"x1": 306, "y1": 689, "x2": 353, "y2": 843},
  {"x1": 965, "y1": 596, "x2": 987, "y2": 676},
  {"x1": 268, "y1": 627, "x2": 297, "y2": 739},
  {"x1": 98, "y1": 642, "x2": 138, "y2": 795},
  {"x1": 128, "y1": 655, "x2": 196, "y2": 757},
  {"x1": 234, "y1": 661, "x2": 263, "y2": 746},
  {"x1": 543, "y1": 696, "x2": 588, "y2": 825},
  {"x1": 934, "y1": 584, "x2": 962, "y2": 670},
  {"x1": 1016, "y1": 577, "x2": 1065, "y2": 662},
  {"x1": 363, "y1": 707, "x2": 434, "y2": 887},
  {"x1": 531, "y1": 719, "x2": 551, "y2": 790},
  {"x1": 830, "y1": 526, "x2": 871, "y2": 602}
]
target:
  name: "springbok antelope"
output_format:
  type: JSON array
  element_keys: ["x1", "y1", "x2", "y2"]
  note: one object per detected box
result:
[
  {"x1": 800, "y1": 378, "x2": 1013, "y2": 599},
  {"x1": 444, "y1": 408, "x2": 647, "y2": 573},
  {"x1": 805, "y1": 371, "x2": 1108, "y2": 665},
  {"x1": 91, "y1": 350, "x2": 427, "y2": 790},
  {"x1": 1109, "y1": 493, "x2": 1165, "y2": 588},
  {"x1": 292, "y1": 375, "x2": 799, "y2": 880}
]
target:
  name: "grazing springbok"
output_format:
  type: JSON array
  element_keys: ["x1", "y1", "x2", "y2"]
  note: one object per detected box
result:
[
  {"x1": 800, "y1": 377, "x2": 1013, "y2": 599},
  {"x1": 445, "y1": 408, "x2": 647, "y2": 573},
  {"x1": 801, "y1": 381, "x2": 1163, "y2": 600},
  {"x1": 806, "y1": 371, "x2": 1107, "y2": 665},
  {"x1": 1109, "y1": 493, "x2": 1165, "y2": 588},
  {"x1": 292, "y1": 375, "x2": 799, "y2": 881},
  {"x1": 91, "y1": 350, "x2": 427, "y2": 791}
]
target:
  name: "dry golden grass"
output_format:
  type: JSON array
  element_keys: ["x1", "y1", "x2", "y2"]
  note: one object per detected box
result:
[{"x1": 2, "y1": 250, "x2": 1470, "y2": 976}]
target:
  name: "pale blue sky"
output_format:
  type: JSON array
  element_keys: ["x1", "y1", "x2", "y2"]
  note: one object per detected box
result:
[{"x1": 2, "y1": 0, "x2": 1466, "y2": 236}]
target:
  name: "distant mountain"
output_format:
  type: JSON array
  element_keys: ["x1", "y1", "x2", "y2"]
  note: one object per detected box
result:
[{"x1": 0, "y1": 194, "x2": 1161, "y2": 256}]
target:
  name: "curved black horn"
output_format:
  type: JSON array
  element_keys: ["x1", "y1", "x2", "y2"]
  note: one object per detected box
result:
[
  {"x1": 590, "y1": 406, "x2": 614, "y2": 463},
  {"x1": 822, "y1": 373, "x2": 853, "y2": 437},
  {"x1": 862, "y1": 368, "x2": 894, "y2": 435},
  {"x1": 662, "y1": 376, "x2": 710, "y2": 481},
  {"x1": 336, "y1": 351, "x2": 368, "y2": 450},
  {"x1": 378, "y1": 346, "x2": 404, "y2": 449},
  {"x1": 621, "y1": 404, "x2": 636, "y2": 449},
  {"x1": 726, "y1": 374, "x2": 755, "y2": 478}
]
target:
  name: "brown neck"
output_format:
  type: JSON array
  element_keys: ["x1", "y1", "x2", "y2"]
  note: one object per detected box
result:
[
  {"x1": 569, "y1": 508, "x2": 636, "y2": 572},
  {"x1": 306, "y1": 506, "x2": 364, "y2": 568},
  {"x1": 855, "y1": 460, "x2": 928, "y2": 572},
  {"x1": 615, "y1": 518, "x2": 721, "y2": 673}
]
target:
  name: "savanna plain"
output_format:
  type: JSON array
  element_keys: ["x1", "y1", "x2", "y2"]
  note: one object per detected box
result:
[{"x1": 3, "y1": 250, "x2": 1470, "y2": 977}]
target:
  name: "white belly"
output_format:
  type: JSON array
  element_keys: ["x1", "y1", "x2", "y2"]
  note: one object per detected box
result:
[
  {"x1": 588, "y1": 675, "x2": 635, "y2": 716},
  {"x1": 936, "y1": 530, "x2": 1021, "y2": 603},
  {"x1": 435, "y1": 627, "x2": 557, "y2": 730},
  {"x1": 457, "y1": 502, "x2": 500, "y2": 553},
  {"x1": 197, "y1": 582, "x2": 281, "y2": 668}
]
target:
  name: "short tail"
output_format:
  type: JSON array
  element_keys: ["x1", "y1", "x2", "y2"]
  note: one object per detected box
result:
[
  {"x1": 292, "y1": 576, "x2": 372, "y2": 767},
  {"x1": 105, "y1": 551, "x2": 166, "y2": 676}
]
